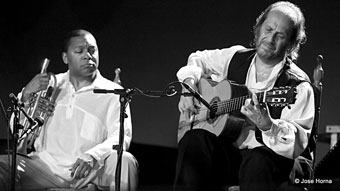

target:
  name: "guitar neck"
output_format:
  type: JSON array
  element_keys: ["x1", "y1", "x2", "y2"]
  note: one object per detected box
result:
[{"x1": 217, "y1": 92, "x2": 265, "y2": 114}]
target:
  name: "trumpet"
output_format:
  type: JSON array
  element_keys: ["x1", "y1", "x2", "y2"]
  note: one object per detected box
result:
[{"x1": 19, "y1": 58, "x2": 58, "y2": 149}]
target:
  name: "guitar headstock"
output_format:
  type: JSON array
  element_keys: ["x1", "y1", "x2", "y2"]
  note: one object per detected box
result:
[{"x1": 264, "y1": 86, "x2": 297, "y2": 107}]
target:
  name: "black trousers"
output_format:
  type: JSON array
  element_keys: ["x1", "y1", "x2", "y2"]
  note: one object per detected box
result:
[{"x1": 173, "y1": 129, "x2": 294, "y2": 191}]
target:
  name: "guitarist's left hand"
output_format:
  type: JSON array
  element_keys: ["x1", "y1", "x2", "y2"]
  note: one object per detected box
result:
[{"x1": 241, "y1": 94, "x2": 273, "y2": 131}]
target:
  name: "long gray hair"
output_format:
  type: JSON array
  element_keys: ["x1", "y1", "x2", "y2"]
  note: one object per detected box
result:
[{"x1": 252, "y1": 1, "x2": 307, "y2": 62}]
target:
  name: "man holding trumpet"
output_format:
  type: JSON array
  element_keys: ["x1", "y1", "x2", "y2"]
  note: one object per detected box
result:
[{"x1": 0, "y1": 29, "x2": 138, "y2": 191}]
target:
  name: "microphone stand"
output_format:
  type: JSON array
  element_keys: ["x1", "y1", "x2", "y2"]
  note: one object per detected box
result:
[
  {"x1": 7, "y1": 93, "x2": 42, "y2": 191},
  {"x1": 93, "y1": 86, "x2": 177, "y2": 191},
  {"x1": 180, "y1": 82, "x2": 211, "y2": 109},
  {"x1": 0, "y1": 99, "x2": 11, "y2": 190},
  {"x1": 93, "y1": 82, "x2": 205, "y2": 191},
  {"x1": 115, "y1": 89, "x2": 133, "y2": 191},
  {"x1": 94, "y1": 88, "x2": 135, "y2": 191},
  {"x1": 9, "y1": 97, "x2": 21, "y2": 191}
]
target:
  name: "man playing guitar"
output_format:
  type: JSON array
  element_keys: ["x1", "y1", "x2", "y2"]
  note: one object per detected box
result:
[{"x1": 174, "y1": 2, "x2": 315, "y2": 191}]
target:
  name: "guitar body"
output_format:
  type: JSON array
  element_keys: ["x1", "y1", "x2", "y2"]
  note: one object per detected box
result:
[{"x1": 178, "y1": 78, "x2": 248, "y2": 142}]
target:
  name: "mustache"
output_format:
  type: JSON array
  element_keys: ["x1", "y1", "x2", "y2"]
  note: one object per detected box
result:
[{"x1": 258, "y1": 40, "x2": 275, "y2": 50}]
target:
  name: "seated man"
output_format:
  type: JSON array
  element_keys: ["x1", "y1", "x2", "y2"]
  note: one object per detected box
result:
[
  {"x1": 0, "y1": 29, "x2": 138, "y2": 191},
  {"x1": 174, "y1": 2, "x2": 314, "y2": 191}
]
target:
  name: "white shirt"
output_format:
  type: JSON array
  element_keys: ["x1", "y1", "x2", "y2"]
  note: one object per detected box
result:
[
  {"x1": 177, "y1": 45, "x2": 315, "y2": 159},
  {"x1": 27, "y1": 70, "x2": 132, "y2": 181}
]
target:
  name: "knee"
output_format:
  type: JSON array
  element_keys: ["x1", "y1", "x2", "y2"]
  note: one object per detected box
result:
[
  {"x1": 104, "y1": 152, "x2": 139, "y2": 190},
  {"x1": 105, "y1": 151, "x2": 139, "y2": 171},
  {"x1": 247, "y1": 147, "x2": 270, "y2": 163},
  {"x1": 122, "y1": 152, "x2": 139, "y2": 170},
  {"x1": 179, "y1": 129, "x2": 218, "y2": 151},
  {"x1": 249, "y1": 147, "x2": 274, "y2": 160},
  {"x1": 240, "y1": 147, "x2": 276, "y2": 173}
]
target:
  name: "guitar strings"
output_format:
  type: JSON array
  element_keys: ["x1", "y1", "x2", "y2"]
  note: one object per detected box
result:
[
  {"x1": 187, "y1": 92, "x2": 264, "y2": 115},
  {"x1": 209, "y1": 92, "x2": 263, "y2": 112},
  {"x1": 186, "y1": 94, "x2": 251, "y2": 114}
]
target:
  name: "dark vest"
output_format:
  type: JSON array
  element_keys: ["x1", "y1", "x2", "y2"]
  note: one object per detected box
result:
[
  {"x1": 222, "y1": 48, "x2": 305, "y2": 145},
  {"x1": 227, "y1": 48, "x2": 304, "y2": 119}
]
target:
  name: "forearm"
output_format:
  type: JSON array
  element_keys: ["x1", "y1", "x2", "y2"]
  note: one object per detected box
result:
[
  {"x1": 85, "y1": 119, "x2": 132, "y2": 166},
  {"x1": 177, "y1": 45, "x2": 245, "y2": 83},
  {"x1": 84, "y1": 135, "x2": 131, "y2": 166}
]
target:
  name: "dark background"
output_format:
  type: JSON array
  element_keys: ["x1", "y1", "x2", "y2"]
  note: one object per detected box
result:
[{"x1": 0, "y1": 0, "x2": 339, "y2": 187}]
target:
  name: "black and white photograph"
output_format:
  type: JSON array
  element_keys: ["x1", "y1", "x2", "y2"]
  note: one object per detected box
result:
[{"x1": 0, "y1": 0, "x2": 339, "y2": 190}]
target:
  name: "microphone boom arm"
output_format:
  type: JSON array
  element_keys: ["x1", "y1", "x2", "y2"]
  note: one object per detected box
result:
[{"x1": 181, "y1": 82, "x2": 211, "y2": 110}]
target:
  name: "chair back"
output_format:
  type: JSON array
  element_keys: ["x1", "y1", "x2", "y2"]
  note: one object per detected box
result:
[
  {"x1": 287, "y1": 55, "x2": 324, "y2": 185},
  {"x1": 301, "y1": 55, "x2": 324, "y2": 164}
]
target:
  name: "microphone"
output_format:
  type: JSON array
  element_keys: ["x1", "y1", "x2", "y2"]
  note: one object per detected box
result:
[
  {"x1": 9, "y1": 93, "x2": 26, "y2": 108},
  {"x1": 9, "y1": 93, "x2": 43, "y2": 126},
  {"x1": 19, "y1": 117, "x2": 44, "y2": 140},
  {"x1": 93, "y1": 88, "x2": 134, "y2": 95},
  {"x1": 181, "y1": 82, "x2": 211, "y2": 109}
]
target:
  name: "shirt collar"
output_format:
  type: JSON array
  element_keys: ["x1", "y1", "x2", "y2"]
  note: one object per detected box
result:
[
  {"x1": 246, "y1": 55, "x2": 286, "y2": 92},
  {"x1": 250, "y1": 55, "x2": 286, "y2": 78},
  {"x1": 59, "y1": 70, "x2": 107, "y2": 92}
]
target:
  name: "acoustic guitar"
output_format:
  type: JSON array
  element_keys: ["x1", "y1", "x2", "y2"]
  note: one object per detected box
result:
[{"x1": 178, "y1": 78, "x2": 297, "y2": 141}]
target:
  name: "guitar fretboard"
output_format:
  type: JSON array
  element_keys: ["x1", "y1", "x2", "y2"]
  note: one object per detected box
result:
[{"x1": 214, "y1": 92, "x2": 265, "y2": 115}]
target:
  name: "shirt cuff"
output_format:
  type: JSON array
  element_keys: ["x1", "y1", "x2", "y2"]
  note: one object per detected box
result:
[
  {"x1": 79, "y1": 153, "x2": 95, "y2": 168},
  {"x1": 261, "y1": 120, "x2": 277, "y2": 135}
]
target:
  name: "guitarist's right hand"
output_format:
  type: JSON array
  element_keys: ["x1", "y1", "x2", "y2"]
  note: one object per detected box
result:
[{"x1": 178, "y1": 78, "x2": 200, "y2": 115}]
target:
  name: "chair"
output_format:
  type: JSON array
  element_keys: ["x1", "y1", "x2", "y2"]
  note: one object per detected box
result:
[{"x1": 277, "y1": 55, "x2": 324, "y2": 191}]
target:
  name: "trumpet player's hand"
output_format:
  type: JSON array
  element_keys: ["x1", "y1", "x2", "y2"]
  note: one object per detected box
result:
[
  {"x1": 70, "y1": 154, "x2": 96, "y2": 179},
  {"x1": 22, "y1": 73, "x2": 51, "y2": 102}
]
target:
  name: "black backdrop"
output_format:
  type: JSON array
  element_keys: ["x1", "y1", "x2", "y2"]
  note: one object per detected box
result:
[{"x1": 1, "y1": 0, "x2": 339, "y2": 164}]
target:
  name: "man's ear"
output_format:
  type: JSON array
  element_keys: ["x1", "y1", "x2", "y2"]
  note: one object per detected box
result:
[{"x1": 62, "y1": 52, "x2": 68, "y2": 65}]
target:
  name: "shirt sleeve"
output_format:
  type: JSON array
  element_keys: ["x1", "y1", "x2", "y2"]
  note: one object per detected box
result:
[
  {"x1": 176, "y1": 45, "x2": 246, "y2": 83},
  {"x1": 261, "y1": 81, "x2": 315, "y2": 159},
  {"x1": 84, "y1": 95, "x2": 132, "y2": 166}
]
